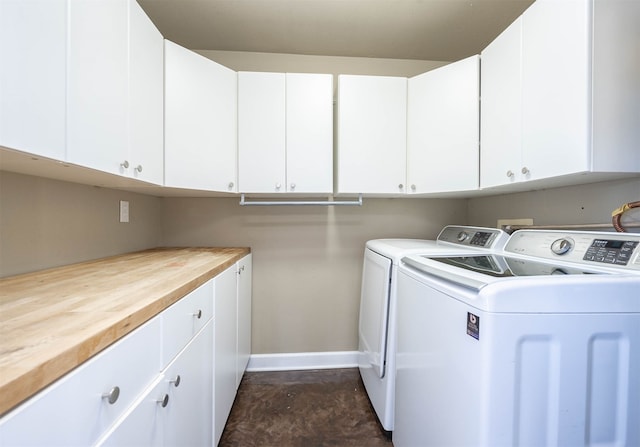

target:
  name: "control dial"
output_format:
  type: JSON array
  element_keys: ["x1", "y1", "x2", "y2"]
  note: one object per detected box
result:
[
  {"x1": 457, "y1": 231, "x2": 469, "y2": 243},
  {"x1": 551, "y1": 238, "x2": 574, "y2": 255}
]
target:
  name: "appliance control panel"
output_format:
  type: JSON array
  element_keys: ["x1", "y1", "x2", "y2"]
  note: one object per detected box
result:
[
  {"x1": 584, "y1": 239, "x2": 639, "y2": 266},
  {"x1": 437, "y1": 226, "x2": 509, "y2": 249},
  {"x1": 505, "y1": 230, "x2": 640, "y2": 271}
]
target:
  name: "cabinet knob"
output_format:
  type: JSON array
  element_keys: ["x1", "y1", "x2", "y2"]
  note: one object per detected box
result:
[
  {"x1": 228, "y1": 182, "x2": 234, "y2": 189},
  {"x1": 120, "y1": 160, "x2": 129, "y2": 169},
  {"x1": 398, "y1": 184, "x2": 404, "y2": 190},
  {"x1": 156, "y1": 394, "x2": 170, "y2": 408},
  {"x1": 521, "y1": 166, "x2": 530, "y2": 175},
  {"x1": 411, "y1": 184, "x2": 416, "y2": 191},
  {"x1": 290, "y1": 183, "x2": 296, "y2": 191},
  {"x1": 275, "y1": 183, "x2": 281, "y2": 190},
  {"x1": 170, "y1": 375, "x2": 181, "y2": 388},
  {"x1": 506, "y1": 170, "x2": 514, "y2": 178},
  {"x1": 192, "y1": 309, "x2": 202, "y2": 319},
  {"x1": 135, "y1": 165, "x2": 143, "y2": 173},
  {"x1": 102, "y1": 386, "x2": 120, "y2": 405}
]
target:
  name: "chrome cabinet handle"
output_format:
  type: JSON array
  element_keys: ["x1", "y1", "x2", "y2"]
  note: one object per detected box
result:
[
  {"x1": 192, "y1": 309, "x2": 202, "y2": 319},
  {"x1": 290, "y1": 183, "x2": 296, "y2": 191},
  {"x1": 170, "y1": 375, "x2": 181, "y2": 387},
  {"x1": 228, "y1": 182, "x2": 234, "y2": 189},
  {"x1": 120, "y1": 160, "x2": 129, "y2": 169},
  {"x1": 521, "y1": 166, "x2": 530, "y2": 175},
  {"x1": 102, "y1": 386, "x2": 120, "y2": 405},
  {"x1": 275, "y1": 183, "x2": 281, "y2": 190},
  {"x1": 398, "y1": 183, "x2": 404, "y2": 190},
  {"x1": 156, "y1": 394, "x2": 169, "y2": 408},
  {"x1": 135, "y1": 165, "x2": 143, "y2": 173},
  {"x1": 411, "y1": 184, "x2": 416, "y2": 191},
  {"x1": 506, "y1": 170, "x2": 514, "y2": 178}
]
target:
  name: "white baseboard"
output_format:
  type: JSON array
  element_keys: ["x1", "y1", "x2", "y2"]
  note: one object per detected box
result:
[{"x1": 246, "y1": 351, "x2": 359, "y2": 372}]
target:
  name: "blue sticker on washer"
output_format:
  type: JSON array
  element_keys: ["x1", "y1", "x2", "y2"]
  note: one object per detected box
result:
[{"x1": 467, "y1": 312, "x2": 480, "y2": 340}]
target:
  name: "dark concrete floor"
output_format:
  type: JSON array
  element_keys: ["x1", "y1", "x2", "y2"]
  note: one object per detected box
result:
[{"x1": 219, "y1": 368, "x2": 394, "y2": 447}]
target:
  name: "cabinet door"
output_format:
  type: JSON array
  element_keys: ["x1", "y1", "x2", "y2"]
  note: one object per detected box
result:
[
  {"x1": 67, "y1": 0, "x2": 129, "y2": 176},
  {"x1": 96, "y1": 376, "x2": 165, "y2": 447},
  {"x1": 165, "y1": 40, "x2": 238, "y2": 192},
  {"x1": 236, "y1": 254, "x2": 252, "y2": 388},
  {"x1": 337, "y1": 75, "x2": 407, "y2": 194},
  {"x1": 285, "y1": 73, "x2": 333, "y2": 193},
  {"x1": 407, "y1": 55, "x2": 479, "y2": 193},
  {"x1": 128, "y1": 0, "x2": 164, "y2": 185},
  {"x1": 238, "y1": 72, "x2": 286, "y2": 193},
  {"x1": 164, "y1": 320, "x2": 214, "y2": 447},
  {"x1": 521, "y1": 0, "x2": 590, "y2": 180},
  {"x1": 0, "y1": 0, "x2": 67, "y2": 160},
  {"x1": 480, "y1": 16, "x2": 523, "y2": 188},
  {"x1": 213, "y1": 265, "x2": 238, "y2": 445}
]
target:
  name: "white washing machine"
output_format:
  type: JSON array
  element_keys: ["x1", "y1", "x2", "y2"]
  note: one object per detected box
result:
[
  {"x1": 395, "y1": 229, "x2": 640, "y2": 447},
  {"x1": 358, "y1": 225, "x2": 509, "y2": 433}
]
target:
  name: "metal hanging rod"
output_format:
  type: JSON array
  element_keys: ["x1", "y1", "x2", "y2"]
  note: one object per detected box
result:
[{"x1": 239, "y1": 193, "x2": 363, "y2": 207}]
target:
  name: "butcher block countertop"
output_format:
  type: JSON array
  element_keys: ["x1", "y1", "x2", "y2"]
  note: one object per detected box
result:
[{"x1": 0, "y1": 247, "x2": 250, "y2": 416}]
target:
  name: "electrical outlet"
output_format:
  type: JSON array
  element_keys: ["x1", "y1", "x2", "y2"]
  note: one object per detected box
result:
[
  {"x1": 497, "y1": 218, "x2": 533, "y2": 229},
  {"x1": 119, "y1": 200, "x2": 129, "y2": 223}
]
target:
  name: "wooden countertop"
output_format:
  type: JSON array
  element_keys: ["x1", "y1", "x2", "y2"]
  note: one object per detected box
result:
[{"x1": 0, "y1": 247, "x2": 250, "y2": 416}]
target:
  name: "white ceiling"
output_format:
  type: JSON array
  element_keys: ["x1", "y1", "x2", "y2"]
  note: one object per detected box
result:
[{"x1": 137, "y1": 0, "x2": 535, "y2": 62}]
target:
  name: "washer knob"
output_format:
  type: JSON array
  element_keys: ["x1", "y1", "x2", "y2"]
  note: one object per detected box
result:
[
  {"x1": 457, "y1": 231, "x2": 469, "y2": 242},
  {"x1": 551, "y1": 238, "x2": 573, "y2": 255}
]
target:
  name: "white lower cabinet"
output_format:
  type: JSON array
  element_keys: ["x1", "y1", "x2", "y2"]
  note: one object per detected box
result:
[
  {"x1": 214, "y1": 263, "x2": 238, "y2": 445},
  {"x1": 98, "y1": 319, "x2": 214, "y2": 447},
  {"x1": 0, "y1": 265, "x2": 252, "y2": 447},
  {"x1": 163, "y1": 319, "x2": 214, "y2": 447},
  {"x1": 236, "y1": 254, "x2": 252, "y2": 388},
  {"x1": 96, "y1": 375, "x2": 166, "y2": 447},
  {"x1": 214, "y1": 254, "x2": 253, "y2": 445},
  {"x1": 0, "y1": 317, "x2": 162, "y2": 446}
]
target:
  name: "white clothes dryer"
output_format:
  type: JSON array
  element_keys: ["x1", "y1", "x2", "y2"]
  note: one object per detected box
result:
[{"x1": 358, "y1": 225, "x2": 509, "y2": 433}]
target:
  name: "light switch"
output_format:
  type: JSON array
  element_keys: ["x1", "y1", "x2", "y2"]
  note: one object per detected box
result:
[{"x1": 119, "y1": 200, "x2": 129, "y2": 223}]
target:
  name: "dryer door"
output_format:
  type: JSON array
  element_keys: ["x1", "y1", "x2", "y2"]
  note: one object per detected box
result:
[{"x1": 358, "y1": 248, "x2": 392, "y2": 378}]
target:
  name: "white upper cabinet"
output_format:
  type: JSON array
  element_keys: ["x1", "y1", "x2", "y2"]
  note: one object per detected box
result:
[
  {"x1": 481, "y1": 0, "x2": 640, "y2": 189},
  {"x1": 66, "y1": 0, "x2": 129, "y2": 177},
  {"x1": 0, "y1": 0, "x2": 67, "y2": 160},
  {"x1": 480, "y1": 17, "x2": 523, "y2": 189},
  {"x1": 238, "y1": 72, "x2": 286, "y2": 193},
  {"x1": 407, "y1": 55, "x2": 479, "y2": 194},
  {"x1": 164, "y1": 41, "x2": 238, "y2": 192},
  {"x1": 66, "y1": 0, "x2": 164, "y2": 184},
  {"x1": 238, "y1": 72, "x2": 333, "y2": 194},
  {"x1": 337, "y1": 75, "x2": 407, "y2": 195},
  {"x1": 128, "y1": 0, "x2": 164, "y2": 185},
  {"x1": 285, "y1": 73, "x2": 333, "y2": 194}
]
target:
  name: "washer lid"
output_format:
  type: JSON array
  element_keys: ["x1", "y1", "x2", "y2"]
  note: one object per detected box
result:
[{"x1": 400, "y1": 254, "x2": 640, "y2": 313}]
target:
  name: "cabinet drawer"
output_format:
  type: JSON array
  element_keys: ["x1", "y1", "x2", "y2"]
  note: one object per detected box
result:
[
  {"x1": 161, "y1": 279, "x2": 213, "y2": 365},
  {"x1": 0, "y1": 316, "x2": 162, "y2": 446}
]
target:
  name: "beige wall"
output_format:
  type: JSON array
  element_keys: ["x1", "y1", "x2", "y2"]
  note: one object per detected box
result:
[
  {"x1": 161, "y1": 197, "x2": 467, "y2": 354},
  {"x1": 467, "y1": 177, "x2": 640, "y2": 230},
  {"x1": 0, "y1": 171, "x2": 163, "y2": 277},
  {"x1": 196, "y1": 50, "x2": 449, "y2": 77}
]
